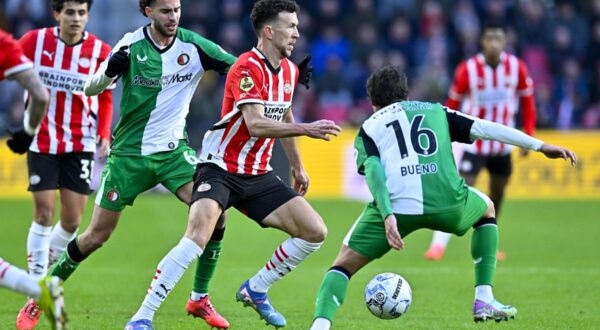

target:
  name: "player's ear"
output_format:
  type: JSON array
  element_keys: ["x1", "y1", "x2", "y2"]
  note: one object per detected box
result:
[{"x1": 264, "y1": 25, "x2": 274, "y2": 40}]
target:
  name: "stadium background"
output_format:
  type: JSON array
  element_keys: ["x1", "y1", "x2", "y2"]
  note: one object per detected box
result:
[{"x1": 0, "y1": 1, "x2": 599, "y2": 329}]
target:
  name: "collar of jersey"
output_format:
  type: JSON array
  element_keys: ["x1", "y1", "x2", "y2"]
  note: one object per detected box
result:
[
  {"x1": 143, "y1": 24, "x2": 177, "y2": 54},
  {"x1": 252, "y1": 47, "x2": 281, "y2": 75}
]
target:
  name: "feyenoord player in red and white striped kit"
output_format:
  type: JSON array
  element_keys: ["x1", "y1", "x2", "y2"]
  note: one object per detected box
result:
[
  {"x1": 11, "y1": 1, "x2": 113, "y2": 328},
  {"x1": 425, "y1": 21, "x2": 536, "y2": 261},
  {"x1": 126, "y1": 1, "x2": 339, "y2": 329}
]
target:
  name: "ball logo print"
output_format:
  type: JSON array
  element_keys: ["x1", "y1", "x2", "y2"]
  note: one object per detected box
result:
[
  {"x1": 78, "y1": 57, "x2": 91, "y2": 68},
  {"x1": 29, "y1": 174, "x2": 41, "y2": 185},
  {"x1": 177, "y1": 53, "x2": 189, "y2": 66},
  {"x1": 365, "y1": 273, "x2": 412, "y2": 319},
  {"x1": 284, "y1": 82, "x2": 292, "y2": 94}
]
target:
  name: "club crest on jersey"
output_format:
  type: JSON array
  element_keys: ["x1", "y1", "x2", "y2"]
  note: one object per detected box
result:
[
  {"x1": 177, "y1": 53, "x2": 190, "y2": 66},
  {"x1": 106, "y1": 189, "x2": 120, "y2": 202},
  {"x1": 240, "y1": 76, "x2": 255, "y2": 92},
  {"x1": 197, "y1": 182, "x2": 211, "y2": 192},
  {"x1": 136, "y1": 54, "x2": 148, "y2": 64},
  {"x1": 78, "y1": 57, "x2": 91, "y2": 69},
  {"x1": 284, "y1": 82, "x2": 292, "y2": 94}
]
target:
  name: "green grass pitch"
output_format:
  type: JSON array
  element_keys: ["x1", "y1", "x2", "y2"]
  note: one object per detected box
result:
[{"x1": 1, "y1": 196, "x2": 599, "y2": 329}]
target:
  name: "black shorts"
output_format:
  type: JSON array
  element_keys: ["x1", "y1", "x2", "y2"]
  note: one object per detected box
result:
[
  {"x1": 191, "y1": 163, "x2": 299, "y2": 227},
  {"x1": 459, "y1": 152, "x2": 512, "y2": 177},
  {"x1": 27, "y1": 152, "x2": 94, "y2": 194}
]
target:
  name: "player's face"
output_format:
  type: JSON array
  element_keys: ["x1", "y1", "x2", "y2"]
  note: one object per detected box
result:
[
  {"x1": 481, "y1": 29, "x2": 506, "y2": 61},
  {"x1": 148, "y1": 0, "x2": 181, "y2": 38},
  {"x1": 270, "y1": 12, "x2": 299, "y2": 59},
  {"x1": 54, "y1": 2, "x2": 89, "y2": 39}
]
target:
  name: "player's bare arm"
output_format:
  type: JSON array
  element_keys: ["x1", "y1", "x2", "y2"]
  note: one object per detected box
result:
[
  {"x1": 241, "y1": 103, "x2": 341, "y2": 140},
  {"x1": 11, "y1": 68, "x2": 49, "y2": 131},
  {"x1": 280, "y1": 109, "x2": 309, "y2": 195}
]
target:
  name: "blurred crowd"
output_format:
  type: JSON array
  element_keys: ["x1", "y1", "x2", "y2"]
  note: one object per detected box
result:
[{"x1": 1, "y1": 0, "x2": 600, "y2": 146}]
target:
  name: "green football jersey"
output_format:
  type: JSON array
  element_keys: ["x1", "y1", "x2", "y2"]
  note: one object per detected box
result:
[
  {"x1": 104, "y1": 26, "x2": 236, "y2": 156},
  {"x1": 354, "y1": 101, "x2": 475, "y2": 214}
]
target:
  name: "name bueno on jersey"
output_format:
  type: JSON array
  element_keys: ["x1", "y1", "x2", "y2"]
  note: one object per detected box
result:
[
  {"x1": 19, "y1": 27, "x2": 112, "y2": 154},
  {"x1": 200, "y1": 48, "x2": 298, "y2": 175}
]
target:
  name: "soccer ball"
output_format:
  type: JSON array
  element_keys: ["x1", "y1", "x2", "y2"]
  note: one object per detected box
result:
[{"x1": 364, "y1": 272, "x2": 412, "y2": 319}]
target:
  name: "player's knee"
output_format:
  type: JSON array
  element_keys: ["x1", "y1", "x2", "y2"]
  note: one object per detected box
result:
[
  {"x1": 300, "y1": 216, "x2": 327, "y2": 243},
  {"x1": 483, "y1": 202, "x2": 496, "y2": 218},
  {"x1": 34, "y1": 206, "x2": 54, "y2": 224},
  {"x1": 60, "y1": 217, "x2": 81, "y2": 233}
]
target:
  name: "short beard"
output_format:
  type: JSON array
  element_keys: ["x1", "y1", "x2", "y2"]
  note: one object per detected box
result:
[
  {"x1": 154, "y1": 23, "x2": 177, "y2": 38},
  {"x1": 278, "y1": 46, "x2": 290, "y2": 59}
]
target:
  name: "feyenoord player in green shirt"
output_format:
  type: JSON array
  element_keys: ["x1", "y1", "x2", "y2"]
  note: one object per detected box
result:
[
  {"x1": 310, "y1": 66, "x2": 576, "y2": 329},
  {"x1": 51, "y1": 0, "x2": 234, "y2": 328}
]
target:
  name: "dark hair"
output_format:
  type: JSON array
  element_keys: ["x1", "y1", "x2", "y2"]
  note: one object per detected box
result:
[
  {"x1": 52, "y1": 0, "x2": 93, "y2": 12},
  {"x1": 366, "y1": 65, "x2": 409, "y2": 108},
  {"x1": 251, "y1": 0, "x2": 299, "y2": 36},
  {"x1": 481, "y1": 20, "x2": 507, "y2": 34},
  {"x1": 139, "y1": 0, "x2": 157, "y2": 17}
]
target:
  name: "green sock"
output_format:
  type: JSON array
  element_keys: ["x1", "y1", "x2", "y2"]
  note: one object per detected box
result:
[
  {"x1": 192, "y1": 239, "x2": 222, "y2": 294},
  {"x1": 314, "y1": 269, "x2": 350, "y2": 322},
  {"x1": 50, "y1": 251, "x2": 80, "y2": 282},
  {"x1": 471, "y1": 224, "x2": 498, "y2": 286}
]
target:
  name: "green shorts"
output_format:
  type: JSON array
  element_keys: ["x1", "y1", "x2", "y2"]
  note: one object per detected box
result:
[
  {"x1": 95, "y1": 143, "x2": 197, "y2": 211},
  {"x1": 344, "y1": 187, "x2": 490, "y2": 260}
]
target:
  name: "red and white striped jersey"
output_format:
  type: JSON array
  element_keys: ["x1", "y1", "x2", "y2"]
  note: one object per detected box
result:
[
  {"x1": 446, "y1": 52, "x2": 536, "y2": 155},
  {"x1": 0, "y1": 29, "x2": 33, "y2": 80},
  {"x1": 200, "y1": 48, "x2": 298, "y2": 175},
  {"x1": 19, "y1": 27, "x2": 114, "y2": 154}
]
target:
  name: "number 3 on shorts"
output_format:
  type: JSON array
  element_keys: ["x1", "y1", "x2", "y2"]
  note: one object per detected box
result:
[{"x1": 80, "y1": 159, "x2": 94, "y2": 184}]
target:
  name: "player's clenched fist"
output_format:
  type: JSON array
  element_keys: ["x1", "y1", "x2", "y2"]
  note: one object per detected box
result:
[
  {"x1": 105, "y1": 45, "x2": 130, "y2": 78},
  {"x1": 6, "y1": 129, "x2": 34, "y2": 154},
  {"x1": 303, "y1": 120, "x2": 341, "y2": 141}
]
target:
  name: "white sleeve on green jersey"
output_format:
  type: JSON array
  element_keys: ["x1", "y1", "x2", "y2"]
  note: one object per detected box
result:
[
  {"x1": 84, "y1": 31, "x2": 139, "y2": 96},
  {"x1": 470, "y1": 118, "x2": 544, "y2": 151}
]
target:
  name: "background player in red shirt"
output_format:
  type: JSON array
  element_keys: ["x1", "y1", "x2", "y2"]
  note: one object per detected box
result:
[
  {"x1": 425, "y1": 21, "x2": 536, "y2": 261},
  {"x1": 0, "y1": 27, "x2": 66, "y2": 330},
  {"x1": 8, "y1": 1, "x2": 114, "y2": 328},
  {"x1": 125, "y1": 1, "x2": 340, "y2": 329}
]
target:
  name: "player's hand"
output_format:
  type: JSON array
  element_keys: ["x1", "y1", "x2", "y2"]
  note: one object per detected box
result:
[
  {"x1": 384, "y1": 214, "x2": 403, "y2": 250},
  {"x1": 303, "y1": 120, "x2": 341, "y2": 141},
  {"x1": 6, "y1": 129, "x2": 33, "y2": 154},
  {"x1": 96, "y1": 136, "x2": 110, "y2": 159},
  {"x1": 297, "y1": 55, "x2": 313, "y2": 90},
  {"x1": 539, "y1": 143, "x2": 577, "y2": 166},
  {"x1": 105, "y1": 46, "x2": 130, "y2": 78},
  {"x1": 291, "y1": 166, "x2": 309, "y2": 196},
  {"x1": 519, "y1": 148, "x2": 529, "y2": 157}
]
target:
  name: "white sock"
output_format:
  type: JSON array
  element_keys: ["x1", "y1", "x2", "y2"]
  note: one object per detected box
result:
[
  {"x1": 310, "y1": 317, "x2": 331, "y2": 330},
  {"x1": 49, "y1": 222, "x2": 77, "y2": 265},
  {"x1": 132, "y1": 238, "x2": 202, "y2": 322},
  {"x1": 475, "y1": 285, "x2": 494, "y2": 303},
  {"x1": 249, "y1": 238, "x2": 322, "y2": 293},
  {"x1": 27, "y1": 222, "x2": 53, "y2": 280},
  {"x1": 0, "y1": 258, "x2": 41, "y2": 299},
  {"x1": 430, "y1": 231, "x2": 452, "y2": 248},
  {"x1": 190, "y1": 292, "x2": 208, "y2": 301}
]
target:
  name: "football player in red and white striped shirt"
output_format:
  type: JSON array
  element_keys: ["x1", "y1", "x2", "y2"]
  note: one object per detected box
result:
[
  {"x1": 127, "y1": 1, "x2": 340, "y2": 328},
  {"x1": 1, "y1": 28, "x2": 67, "y2": 330},
  {"x1": 425, "y1": 21, "x2": 537, "y2": 261},
  {"x1": 11, "y1": 1, "x2": 113, "y2": 328}
]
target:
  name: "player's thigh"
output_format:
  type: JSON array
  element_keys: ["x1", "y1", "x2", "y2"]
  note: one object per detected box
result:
[
  {"x1": 27, "y1": 152, "x2": 60, "y2": 192},
  {"x1": 95, "y1": 155, "x2": 156, "y2": 212},
  {"x1": 58, "y1": 152, "x2": 94, "y2": 195},
  {"x1": 158, "y1": 144, "x2": 197, "y2": 199},
  {"x1": 453, "y1": 187, "x2": 491, "y2": 236},
  {"x1": 261, "y1": 196, "x2": 326, "y2": 242},
  {"x1": 58, "y1": 188, "x2": 88, "y2": 229},
  {"x1": 342, "y1": 203, "x2": 392, "y2": 260},
  {"x1": 186, "y1": 198, "x2": 223, "y2": 248}
]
